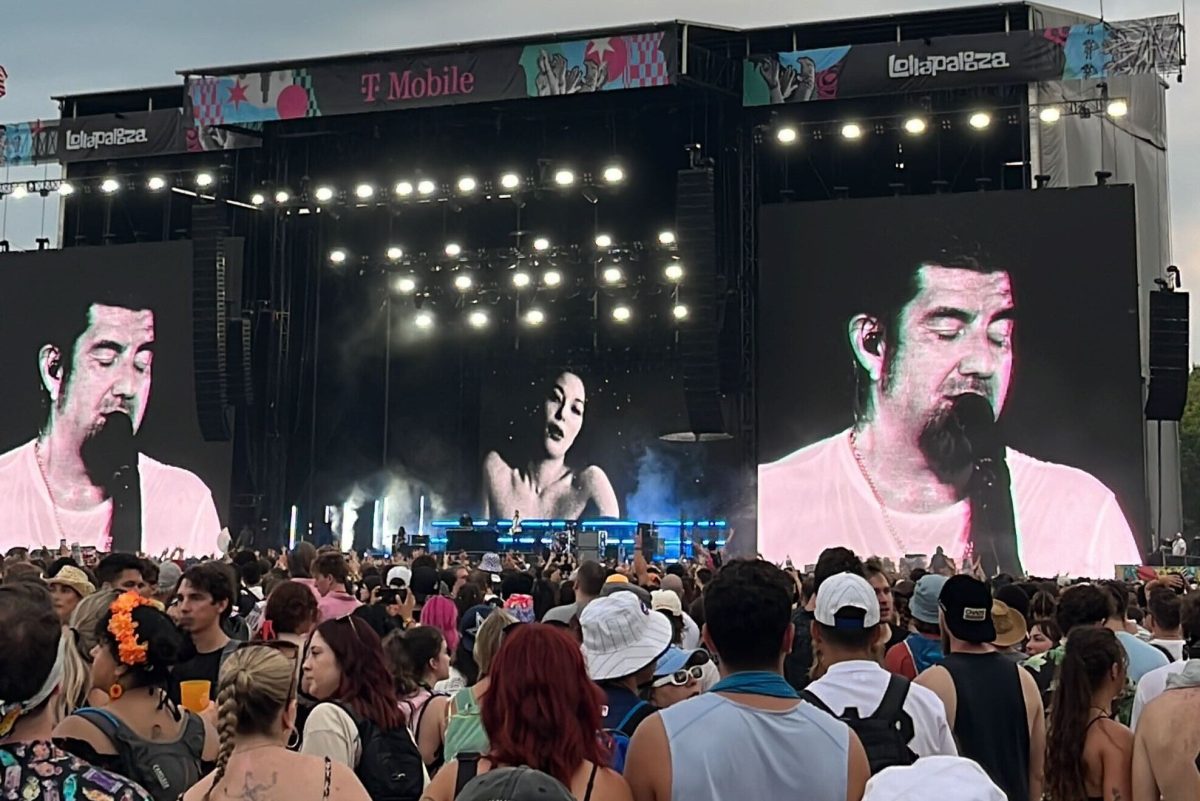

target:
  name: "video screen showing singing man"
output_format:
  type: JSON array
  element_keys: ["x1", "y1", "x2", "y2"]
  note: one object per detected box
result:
[
  {"x1": 0, "y1": 289, "x2": 221, "y2": 556},
  {"x1": 758, "y1": 251, "x2": 1141, "y2": 578}
]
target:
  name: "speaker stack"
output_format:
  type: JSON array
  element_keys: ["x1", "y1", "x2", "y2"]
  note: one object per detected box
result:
[
  {"x1": 191, "y1": 203, "x2": 232, "y2": 441},
  {"x1": 1145, "y1": 290, "x2": 1189, "y2": 421}
]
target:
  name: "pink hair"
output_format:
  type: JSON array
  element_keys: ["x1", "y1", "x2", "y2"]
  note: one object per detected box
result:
[{"x1": 421, "y1": 595, "x2": 459, "y2": 653}]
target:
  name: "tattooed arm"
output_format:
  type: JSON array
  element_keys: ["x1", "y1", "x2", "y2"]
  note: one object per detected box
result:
[{"x1": 1100, "y1": 720, "x2": 1134, "y2": 801}]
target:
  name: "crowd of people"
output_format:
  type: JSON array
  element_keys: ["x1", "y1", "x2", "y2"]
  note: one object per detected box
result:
[{"x1": 1, "y1": 540, "x2": 1198, "y2": 801}]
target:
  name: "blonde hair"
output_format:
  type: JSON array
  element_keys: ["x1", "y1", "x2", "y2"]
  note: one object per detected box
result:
[
  {"x1": 59, "y1": 588, "x2": 119, "y2": 717},
  {"x1": 205, "y1": 646, "x2": 295, "y2": 801},
  {"x1": 474, "y1": 608, "x2": 516, "y2": 678}
]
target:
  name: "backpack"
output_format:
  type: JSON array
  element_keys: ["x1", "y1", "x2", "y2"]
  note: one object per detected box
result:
[
  {"x1": 800, "y1": 674, "x2": 918, "y2": 775},
  {"x1": 602, "y1": 700, "x2": 650, "y2": 774},
  {"x1": 334, "y1": 702, "x2": 425, "y2": 801},
  {"x1": 73, "y1": 707, "x2": 206, "y2": 801}
]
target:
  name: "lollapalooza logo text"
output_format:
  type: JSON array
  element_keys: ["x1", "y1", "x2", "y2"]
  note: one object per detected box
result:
[{"x1": 888, "y1": 50, "x2": 1011, "y2": 79}]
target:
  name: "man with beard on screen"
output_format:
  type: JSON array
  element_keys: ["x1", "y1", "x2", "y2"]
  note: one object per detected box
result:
[
  {"x1": 0, "y1": 288, "x2": 220, "y2": 556},
  {"x1": 758, "y1": 251, "x2": 1140, "y2": 579}
]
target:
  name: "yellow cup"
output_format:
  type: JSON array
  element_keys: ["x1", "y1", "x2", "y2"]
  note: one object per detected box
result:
[{"x1": 179, "y1": 680, "x2": 211, "y2": 713}]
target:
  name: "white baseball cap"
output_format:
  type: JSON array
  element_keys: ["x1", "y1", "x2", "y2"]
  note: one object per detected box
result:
[
  {"x1": 580, "y1": 590, "x2": 673, "y2": 681},
  {"x1": 651, "y1": 589, "x2": 683, "y2": 617},
  {"x1": 386, "y1": 565, "x2": 412, "y2": 587},
  {"x1": 864, "y1": 756, "x2": 1006, "y2": 801},
  {"x1": 814, "y1": 572, "x2": 880, "y2": 629}
]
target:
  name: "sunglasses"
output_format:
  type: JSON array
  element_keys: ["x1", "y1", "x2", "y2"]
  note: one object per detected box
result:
[
  {"x1": 237, "y1": 639, "x2": 301, "y2": 659},
  {"x1": 652, "y1": 665, "x2": 704, "y2": 688}
]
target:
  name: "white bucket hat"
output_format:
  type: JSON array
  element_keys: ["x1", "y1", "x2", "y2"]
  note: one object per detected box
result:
[{"x1": 580, "y1": 590, "x2": 673, "y2": 681}]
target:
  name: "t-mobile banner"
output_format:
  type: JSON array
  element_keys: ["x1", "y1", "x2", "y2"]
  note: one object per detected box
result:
[{"x1": 756, "y1": 187, "x2": 1145, "y2": 579}]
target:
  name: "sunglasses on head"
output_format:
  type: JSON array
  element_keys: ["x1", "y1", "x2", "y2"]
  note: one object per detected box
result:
[
  {"x1": 652, "y1": 665, "x2": 704, "y2": 688},
  {"x1": 237, "y1": 639, "x2": 301, "y2": 657}
]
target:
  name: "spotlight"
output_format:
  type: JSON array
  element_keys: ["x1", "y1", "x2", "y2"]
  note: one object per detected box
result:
[
  {"x1": 328, "y1": 249, "x2": 348, "y2": 265},
  {"x1": 9, "y1": 184, "x2": 28, "y2": 199},
  {"x1": 414, "y1": 311, "x2": 434, "y2": 329},
  {"x1": 57, "y1": 182, "x2": 75, "y2": 197},
  {"x1": 445, "y1": 243, "x2": 462, "y2": 258},
  {"x1": 602, "y1": 267, "x2": 623, "y2": 285},
  {"x1": 394, "y1": 181, "x2": 414, "y2": 197},
  {"x1": 1107, "y1": 99, "x2": 1129, "y2": 118},
  {"x1": 968, "y1": 111, "x2": 992, "y2": 130},
  {"x1": 602, "y1": 165, "x2": 625, "y2": 183},
  {"x1": 146, "y1": 176, "x2": 167, "y2": 191},
  {"x1": 354, "y1": 183, "x2": 374, "y2": 200},
  {"x1": 543, "y1": 270, "x2": 563, "y2": 287},
  {"x1": 386, "y1": 246, "x2": 403, "y2": 261},
  {"x1": 394, "y1": 276, "x2": 417, "y2": 294},
  {"x1": 274, "y1": 190, "x2": 290, "y2": 204},
  {"x1": 658, "y1": 230, "x2": 676, "y2": 245},
  {"x1": 250, "y1": 192, "x2": 266, "y2": 206},
  {"x1": 453, "y1": 274, "x2": 473, "y2": 291},
  {"x1": 532, "y1": 237, "x2": 550, "y2": 252},
  {"x1": 499, "y1": 173, "x2": 521, "y2": 190},
  {"x1": 776, "y1": 126, "x2": 798, "y2": 144},
  {"x1": 195, "y1": 172, "x2": 214, "y2": 188},
  {"x1": 1039, "y1": 106, "x2": 1062, "y2": 124},
  {"x1": 417, "y1": 179, "x2": 437, "y2": 196},
  {"x1": 457, "y1": 176, "x2": 477, "y2": 193},
  {"x1": 664, "y1": 263, "x2": 684, "y2": 282},
  {"x1": 512, "y1": 272, "x2": 531, "y2": 288},
  {"x1": 314, "y1": 186, "x2": 335, "y2": 202},
  {"x1": 99, "y1": 179, "x2": 120, "y2": 195},
  {"x1": 903, "y1": 117, "x2": 927, "y2": 135},
  {"x1": 595, "y1": 234, "x2": 613, "y2": 248},
  {"x1": 524, "y1": 308, "x2": 546, "y2": 326},
  {"x1": 673, "y1": 304, "x2": 690, "y2": 320},
  {"x1": 553, "y1": 169, "x2": 575, "y2": 187},
  {"x1": 612, "y1": 305, "x2": 632, "y2": 322},
  {"x1": 840, "y1": 123, "x2": 863, "y2": 140},
  {"x1": 468, "y1": 310, "x2": 489, "y2": 329}
]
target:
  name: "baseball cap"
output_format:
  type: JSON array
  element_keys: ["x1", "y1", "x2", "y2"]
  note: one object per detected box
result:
[
  {"x1": 541, "y1": 602, "x2": 579, "y2": 627},
  {"x1": 910, "y1": 574, "x2": 949, "y2": 625},
  {"x1": 652, "y1": 646, "x2": 709, "y2": 678},
  {"x1": 605, "y1": 573, "x2": 630, "y2": 584},
  {"x1": 990, "y1": 599, "x2": 1028, "y2": 648},
  {"x1": 580, "y1": 590, "x2": 672, "y2": 681},
  {"x1": 459, "y1": 604, "x2": 497, "y2": 652},
  {"x1": 45, "y1": 566, "x2": 95, "y2": 599},
  {"x1": 651, "y1": 589, "x2": 683, "y2": 618},
  {"x1": 814, "y1": 573, "x2": 881, "y2": 629},
  {"x1": 156, "y1": 561, "x2": 182, "y2": 596},
  {"x1": 386, "y1": 565, "x2": 411, "y2": 587},
  {"x1": 864, "y1": 756, "x2": 1005, "y2": 801},
  {"x1": 409, "y1": 566, "x2": 440, "y2": 600},
  {"x1": 939, "y1": 575, "x2": 996, "y2": 643},
  {"x1": 456, "y1": 767, "x2": 574, "y2": 801}
]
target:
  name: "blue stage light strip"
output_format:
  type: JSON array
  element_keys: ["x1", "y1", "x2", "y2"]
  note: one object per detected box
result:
[{"x1": 429, "y1": 519, "x2": 726, "y2": 529}]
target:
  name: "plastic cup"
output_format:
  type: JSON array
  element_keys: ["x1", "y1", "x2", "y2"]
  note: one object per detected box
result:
[{"x1": 179, "y1": 680, "x2": 211, "y2": 712}]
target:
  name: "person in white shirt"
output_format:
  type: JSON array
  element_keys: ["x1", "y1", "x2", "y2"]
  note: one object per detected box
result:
[
  {"x1": 1172, "y1": 533, "x2": 1188, "y2": 558},
  {"x1": 1146, "y1": 588, "x2": 1187, "y2": 662},
  {"x1": 802, "y1": 572, "x2": 957, "y2": 766},
  {"x1": 1131, "y1": 593, "x2": 1200, "y2": 729}
]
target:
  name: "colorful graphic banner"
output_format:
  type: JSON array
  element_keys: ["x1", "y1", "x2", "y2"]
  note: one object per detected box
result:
[
  {"x1": 745, "y1": 15, "x2": 1182, "y2": 106},
  {"x1": 185, "y1": 31, "x2": 675, "y2": 127},
  {"x1": 57, "y1": 109, "x2": 259, "y2": 164},
  {"x1": 0, "y1": 119, "x2": 58, "y2": 166}
]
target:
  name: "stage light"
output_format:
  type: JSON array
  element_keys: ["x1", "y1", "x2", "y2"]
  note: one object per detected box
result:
[
  {"x1": 395, "y1": 181, "x2": 414, "y2": 197},
  {"x1": 776, "y1": 126, "x2": 798, "y2": 144},
  {"x1": 658, "y1": 230, "x2": 676, "y2": 245},
  {"x1": 1038, "y1": 106, "x2": 1062, "y2": 124},
  {"x1": 457, "y1": 176, "x2": 477, "y2": 193},
  {"x1": 673, "y1": 304, "x2": 689, "y2": 320},
  {"x1": 533, "y1": 237, "x2": 550, "y2": 252},
  {"x1": 417, "y1": 179, "x2": 437, "y2": 196},
  {"x1": 394, "y1": 276, "x2": 417, "y2": 294},
  {"x1": 146, "y1": 176, "x2": 167, "y2": 191},
  {"x1": 595, "y1": 234, "x2": 613, "y2": 248},
  {"x1": 445, "y1": 242, "x2": 462, "y2": 258},
  {"x1": 664, "y1": 263, "x2": 684, "y2": 282},
  {"x1": 328, "y1": 249, "x2": 348, "y2": 265},
  {"x1": 512, "y1": 271, "x2": 531, "y2": 288},
  {"x1": 969, "y1": 111, "x2": 992, "y2": 129},
  {"x1": 500, "y1": 172, "x2": 521, "y2": 190},
  {"x1": 1107, "y1": 99, "x2": 1129, "y2": 118},
  {"x1": 274, "y1": 190, "x2": 290, "y2": 204},
  {"x1": 250, "y1": 192, "x2": 266, "y2": 206},
  {"x1": 841, "y1": 123, "x2": 863, "y2": 140},
  {"x1": 543, "y1": 270, "x2": 562, "y2": 287},
  {"x1": 525, "y1": 308, "x2": 546, "y2": 326},
  {"x1": 386, "y1": 246, "x2": 403, "y2": 261},
  {"x1": 414, "y1": 311, "x2": 434, "y2": 329},
  {"x1": 602, "y1": 165, "x2": 625, "y2": 183},
  {"x1": 57, "y1": 182, "x2": 75, "y2": 197},
  {"x1": 602, "y1": 267, "x2": 623, "y2": 285},
  {"x1": 9, "y1": 184, "x2": 28, "y2": 199},
  {"x1": 354, "y1": 183, "x2": 374, "y2": 200},
  {"x1": 612, "y1": 305, "x2": 632, "y2": 322},
  {"x1": 314, "y1": 186, "x2": 335, "y2": 202},
  {"x1": 468, "y1": 310, "x2": 489, "y2": 329},
  {"x1": 453, "y1": 274, "x2": 473, "y2": 291},
  {"x1": 195, "y1": 172, "x2": 214, "y2": 188},
  {"x1": 903, "y1": 117, "x2": 927, "y2": 135},
  {"x1": 554, "y1": 169, "x2": 575, "y2": 187},
  {"x1": 99, "y1": 179, "x2": 120, "y2": 195}
]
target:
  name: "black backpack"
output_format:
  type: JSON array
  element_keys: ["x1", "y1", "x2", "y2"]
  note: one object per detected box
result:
[
  {"x1": 801, "y1": 674, "x2": 918, "y2": 775},
  {"x1": 334, "y1": 702, "x2": 425, "y2": 801},
  {"x1": 73, "y1": 707, "x2": 206, "y2": 801}
]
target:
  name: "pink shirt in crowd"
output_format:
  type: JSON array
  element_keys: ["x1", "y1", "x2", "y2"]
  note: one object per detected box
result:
[
  {"x1": 317, "y1": 590, "x2": 362, "y2": 622},
  {"x1": 0, "y1": 440, "x2": 221, "y2": 557}
]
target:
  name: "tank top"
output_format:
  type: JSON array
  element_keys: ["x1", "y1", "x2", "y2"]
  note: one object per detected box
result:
[
  {"x1": 940, "y1": 652, "x2": 1031, "y2": 801},
  {"x1": 659, "y1": 693, "x2": 849, "y2": 801},
  {"x1": 443, "y1": 686, "x2": 488, "y2": 763}
]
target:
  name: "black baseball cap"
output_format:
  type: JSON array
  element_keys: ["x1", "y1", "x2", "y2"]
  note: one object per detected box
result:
[
  {"x1": 939, "y1": 575, "x2": 996, "y2": 644},
  {"x1": 456, "y1": 767, "x2": 574, "y2": 801}
]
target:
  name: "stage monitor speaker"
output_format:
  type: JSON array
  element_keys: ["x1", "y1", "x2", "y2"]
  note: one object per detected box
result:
[
  {"x1": 447, "y1": 528, "x2": 498, "y2": 553},
  {"x1": 192, "y1": 204, "x2": 232, "y2": 440},
  {"x1": 1145, "y1": 290, "x2": 1189, "y2": 421},
  {"x1": 577, "y1": 530, "x2": 601, "y2": 563}
]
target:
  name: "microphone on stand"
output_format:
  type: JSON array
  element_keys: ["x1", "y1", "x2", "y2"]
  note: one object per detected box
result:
[{"x1": 86, "y1": 412, "x2": 142, "y2": 554}]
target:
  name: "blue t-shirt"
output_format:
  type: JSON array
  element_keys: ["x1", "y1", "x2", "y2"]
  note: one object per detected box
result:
[{"x1": 600, "y1": 684, "x2": 655, "y2": 734}]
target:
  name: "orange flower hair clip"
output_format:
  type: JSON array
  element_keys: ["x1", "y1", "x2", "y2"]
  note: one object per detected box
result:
[{"x1": 108, "y1": 591, "x2": 153, "y2": 666}]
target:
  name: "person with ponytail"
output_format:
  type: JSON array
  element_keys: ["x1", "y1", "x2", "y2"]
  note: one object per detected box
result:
[
  {"x1": 183, "y1": 644, "x2": 370, "y2": 801},
  {"x1": 57, "y1": 588, "x2": 119, "y2": 718},
  {"x1": 383, "y1": 626, "x2": 451, "y2": 769},
  {"x1": 1045, "y1": 627, "x2": 1133, "y2": 801},
  {"x1": 53, "y1": 591, "x2": 219, "y2": 801}
]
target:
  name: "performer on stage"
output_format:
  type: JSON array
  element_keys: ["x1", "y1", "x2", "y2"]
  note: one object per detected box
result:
[{"x1": 482, "y1": 370, "x2": 619, "y2": 520}]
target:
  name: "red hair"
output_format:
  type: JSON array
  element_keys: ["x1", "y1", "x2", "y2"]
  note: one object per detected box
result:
[
  {"x1": 482, "y1": 623, "x2": 611, "y2": 785},
  {"x1": 314, "y1": 616, "x2": 404, "y2": 731}
]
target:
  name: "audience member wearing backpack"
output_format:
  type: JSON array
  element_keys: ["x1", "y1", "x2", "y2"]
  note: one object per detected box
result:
[
  {"x1": 54, "y1": 592, "x2": 219, "y2": 801},
  {"x1": 442, "y1": 607, "x2": 515, "y2": 763},
  {"x1": 301, "y1": 615, "x2": 428, "y2": 801},
  {"x1": 422, "y1": 624, "x2": 632, "y2": 801},
  {"x1": 383, "y1": 626, "x2": 453, "y2": 771}
]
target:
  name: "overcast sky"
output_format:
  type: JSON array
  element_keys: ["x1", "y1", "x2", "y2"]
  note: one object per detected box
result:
[{"x1": 3, "y1": 0, "x2": 1195, "y2": 337}]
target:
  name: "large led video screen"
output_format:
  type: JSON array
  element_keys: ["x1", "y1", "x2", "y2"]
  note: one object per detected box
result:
[
  {"x1": 756, "y1": 187, "x2": 1145, "y2": 578},
  {"x1": 0, "y1": 242, "x2": 231, "y2": 556}
]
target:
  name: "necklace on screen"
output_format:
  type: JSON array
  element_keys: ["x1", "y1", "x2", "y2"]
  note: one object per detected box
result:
[
  {"x1": 848, "y1": 430, "x2": 909, "y2": 556},
  {"x1": 33, "y1": 440, "x2": 71, "y2": 546}
]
